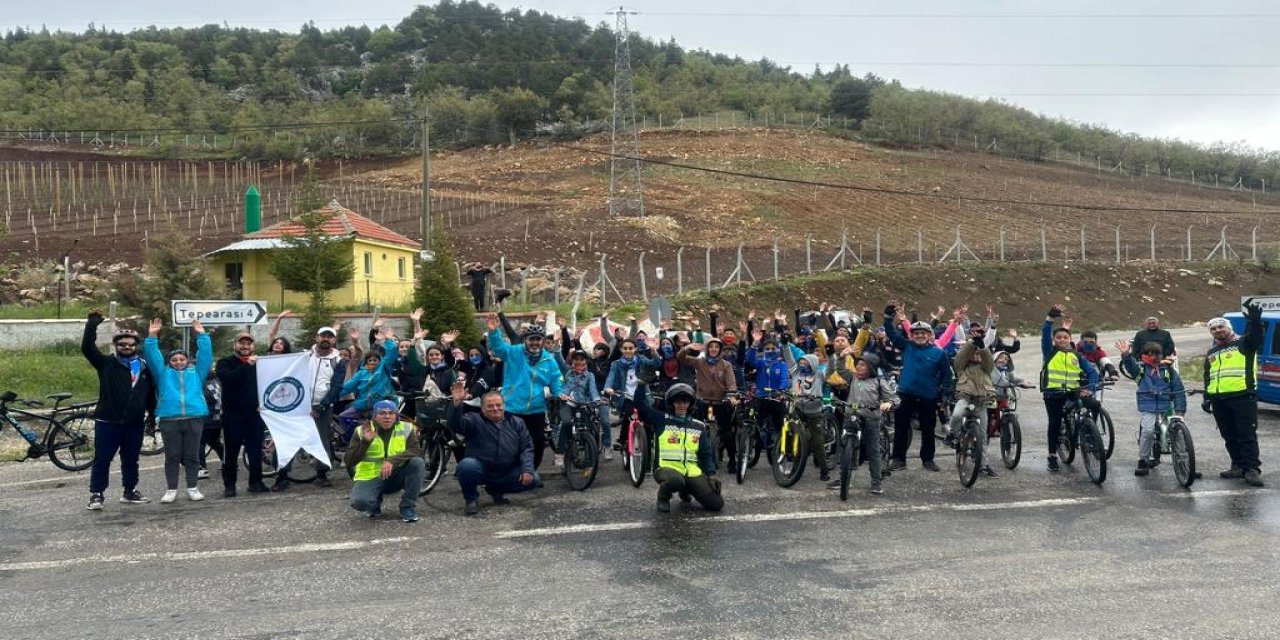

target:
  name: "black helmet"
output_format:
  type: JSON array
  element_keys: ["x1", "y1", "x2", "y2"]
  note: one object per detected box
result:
[
  {"x1": 664, "y1": 383, "x2": 696, "y2": 405},
  {"x1": 521, "y1": 325, "x2": 545, "y2": 340},
  {"x1": 857, "y1": 352, "x2": 881, "y2": 369},
  {"x1": 112, "y1": 328, "x2": 140, "y2": 344}
]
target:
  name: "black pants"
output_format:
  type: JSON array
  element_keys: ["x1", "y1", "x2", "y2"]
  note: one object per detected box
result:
[
  {"x1": 696, "y1": 401, "x2": 735, "y2": 469},
  {"x1": 893, "y1": 393, "x2": 938, "y2": 463},
  {"x1": 755, "y1": 398, "x2": 787, "y2": 436},
  {"x1": 89, "y1": 421, "x2": 143, "y2": 494},
  {"x1": 1211, "y1": 394, "x2": 1261, "y2": 472},
  {"x1": 654, "y1": 468, "x2": 724, "y2": 511},
  {"x1": 470, "y1": 284, "x2": 486, "y2": 311},
  {"x1": 223, "y1": 414, "x2": 265, "y2": 488},
  {"x1": 1044, "y1": 394, "x2": 1102, "y2": 456},
  {"x1": 515, "y1": 412, "x2": 549, "y2": 469},
  {"x1": 201, "y1": 425, "x2": 224, "y2": 468}
]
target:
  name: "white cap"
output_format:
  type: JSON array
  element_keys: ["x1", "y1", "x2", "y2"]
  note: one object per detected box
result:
[
  {"x1": 316, "y1": 326, "x2": 337, "y2": 336},
  {"x1": 1207, "y1": 317, "x2": 1230, "y2": 329}
]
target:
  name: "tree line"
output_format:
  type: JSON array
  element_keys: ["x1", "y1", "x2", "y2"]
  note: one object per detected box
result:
[{"x1": 2, "y1": 0, "x2": 1276, "y2": 186}]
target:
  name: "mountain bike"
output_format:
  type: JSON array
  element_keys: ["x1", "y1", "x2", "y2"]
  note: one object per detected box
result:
[
  {"x1": 769, "y1": 392, "x2": 808, "y2": 488},
  {"x1": 951, "y1": 396, "x2": 987, "y2": 488},
  {"x1": 417, "y1": 407, "x2": 463, "y2": 497},
  {"x1": 1093, "y1": 378, "x2": 1117, "y2": 460},
  {"x1": 831, "y1": 399, "x2": 880, "y2": 501},
  {"x1": 563, "y1": 399, "x2": 606, "y2": 491},
  {"x1": 730, "y1": 391, "x2": 765, "y2": 484},
  {"x1": 0, "y1": 391, "x2": 96, "y2": 471},
  {"x1": 1141, "y1": 390, "x2": 1198, "y2": 488},
  {"x1": 988, "y1": 383, "x2": 1034, "y2": 469},
  {"x1": 1057, "y1": 393, "x2": 1107, "y2": 485}
]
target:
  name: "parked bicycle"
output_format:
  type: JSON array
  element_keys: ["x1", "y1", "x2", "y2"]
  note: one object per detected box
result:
[
  {"x1": 562, "y1": 399, "x2": 607, "y2": 491},
  {"x1": 1057, "y1": 393, "x2": 1108, "y2": 485},
  {"x1": 0, "y1": 391, "x2": 96, "y2": 471}
]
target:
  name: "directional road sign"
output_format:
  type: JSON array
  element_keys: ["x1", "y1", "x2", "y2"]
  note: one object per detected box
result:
[
  {"x1": 171, "y1": 300, "x2": 269, "y2": 326},
  {"x1": 1242, "y1": 296, "x2": 1280, "y2": 313}
]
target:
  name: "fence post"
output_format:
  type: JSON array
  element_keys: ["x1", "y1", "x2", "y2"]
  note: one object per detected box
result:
[
  {"x1": 737, "y1": 244, "x2": 745, "y2": 286},
  {"x1": 999, "y1": 226, "x2": 1005, "y2": 262},
  {"x1": 553, "y1": 269, "x2": 560, "y2": 306},
  {"x1": 1115, "y1": 226, "x2": 1121, "y2": 263},
  {"x1": 1150, "y1": 226, "x2": 1156, "y2": 261},
  {"x1": 875, "y1": 229, "x2": 882, "y2": 266},
  {"x1": 806, "y1": 235, "x2": 812, "y2": 274},
  {"x1": 840, "y1": 230, "x2": 848, "y2": 270},
  {"x1": 639, "y1": 251, "x2": 647, "y2": 301},
  {"x1": 1080, "y1": 226, "x2": 1087, "y2": 262},
  {"x1": 1186, "y1": 226, "x2": 1193, "y2": 261},
  {"x1": 772, "y1": 240, "x2": 779, "y2": 280},
  {"x1": 599, "y1": 254, "x2": 608, "y2": 307},
  {"x1": 705, "y1": 247, "x2": 712, "y2": 292},
  {"x1": 917, "y1": 228, "x2": 924, "y2": 264},
  {"x1": 676, "y1": 247, "x2": 684, "y2": 295},
  {"x1": 1041, "y1": 227, "x2": 1047, "y2": 262},
  {"x1": 499, "y1": 255, "x2": 507, "y2": 289},
  {"x1": 521, "y1": 267, "x2": 529, "y2": 305}
]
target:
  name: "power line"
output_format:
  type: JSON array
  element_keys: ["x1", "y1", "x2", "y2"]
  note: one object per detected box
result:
[{"x1": 551, "y1": 142, "x2": 1280, "y2": 216}]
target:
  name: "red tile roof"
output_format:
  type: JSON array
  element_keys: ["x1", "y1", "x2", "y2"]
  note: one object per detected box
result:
[{"x1": 248, "y1": 200, "x2": 418, "y2": 248}]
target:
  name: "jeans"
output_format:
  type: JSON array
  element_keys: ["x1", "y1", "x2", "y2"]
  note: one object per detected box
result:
[
  {"x1": 159, "y1": 418, "x2": 204, "y2": 490},
  {"x1": 1211, "y1": 394, "x2": 1260, "y2": 472},
  {"x1": 455, "y1": 457, "x2": 539, "y2": 502},
  {"x1": 1138, "y1": 412, "x2": 1160, "y2": 462},
  {"x1": 1044, "y1": 394, "x2": 1102, "y2": 457},
  {"x1": 894, "y1": 393, "x2": 939, "y2": 463},
  {"x1": 350, "y1": 457, "x2": 426, "y2": 514},
  {"x1": 853, "y1": 411, "x2": 884, "y2": 487},
  {"x1": 654, "y1": 468, "x2": 724, "y2": 511},
  {"x1": 89, "y1": 421, "x2": 143, "y2": 494},
  {"x1": 222, "y1": 413, "x2": 265, "y2": 488}
]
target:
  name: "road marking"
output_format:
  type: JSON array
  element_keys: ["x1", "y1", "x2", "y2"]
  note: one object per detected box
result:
[
  {"x1": 1159, "y1": 488, "x2": 1275, "y2": 499},
  {"x1": 496, "y1": 497, "x2": 1101, "y2": 539},
  {"x1": 0, "y1": 465, "x2": 165, "y2": 488},
  {"x1": 0, "y1": 536, "x2": 417, "y2": 572}
]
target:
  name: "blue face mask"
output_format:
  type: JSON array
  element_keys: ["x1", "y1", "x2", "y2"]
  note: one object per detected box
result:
[
  {"x1": 636, "y1": 339, "x2": 647, "y2": 350},
  {"x1": 705, "y1": 356, "x2": 719, "y2": 365},
  {"x1": 660, "y1": 345, "x2": 674, "y2": 357},
  {"x1": 798, "y1": 363, "x2": 813, "y2": 375},
  {"x1": 1079, "y1": 342, "x2": 1097, "y2": 353},
  {"x1": 762, "y1": 349, "x2": 778, "y2": 362},
  {"x1": 723, "y1": 351, "x2": 737, "y2": 363},
  {"x1": 469, "y1": 355, "x2": 483, "y2": 366}
]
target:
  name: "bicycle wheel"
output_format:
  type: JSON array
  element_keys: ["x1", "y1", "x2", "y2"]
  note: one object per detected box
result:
[
  {"x1": 627, "y1": 423, "x2": 647, "y2": 488},
  {"x1": 770, "y1": 420, "x2": 808, "y2": 488},
  {"x1": 1168, "y1": 420, "x2": 1196, "y2": 489},
  {"x1": 879, "y1": 420, "x2": 892, "y2": 472},
  {"x1": 1097, "y1": 407, "x2": 1116, "y2": 460},
  {"x1": 839, "y1": 432, "x2": 856, "y2": 501},
  {"x1": 746, "y1": 417, "x2": 764, "y2": 469},
  {"x1": 418, "y1": 439, "x2": 448, "y2": 496},
  {"x1": 47, "y1": 413, "x2": 95, "y2": 471},
  {"x1": 1000, "y1": 414, "x2": 1022, "y2": 470},
  {"x1": 1078, "y1": 416, "x2": 1107, "y2": 485},
  {"x1": 1057, "y1": 419, "x2": 1077, "y2": 465},
  {"x1": 564, "y1": 431, "x2": 599, "y2": 492},
  {"x1": 140, "y1": 422, "x2": 164, "y2": 456},
  {"x1": 956, "y1": 423, "x2": 982, "y2": 488},
  {"x1": 822, "y1": 411, "x2": 840, "y2": 467},
  {"x1": 735, "y1": 424, "x2": 750, "y2": 484}
]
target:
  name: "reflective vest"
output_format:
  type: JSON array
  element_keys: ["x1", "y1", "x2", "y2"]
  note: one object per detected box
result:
[
  {"x1": 657, "y1": 418, "x2": 706, "y2": 478},
  {"x1": 1044, "y1": 350, "x2": 1084, "y2": 392},
  {"x1": 1206, "y1": 345, "x2": 1255, "y2": 396},
  {"x1": 353, "y1": 422, "x2": 414, "y2": 481}
]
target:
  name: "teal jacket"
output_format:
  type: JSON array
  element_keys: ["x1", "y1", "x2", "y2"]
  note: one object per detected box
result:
[
  {"x1": 143, "y1": 334, "x2": 213, "y2": 420},
  {"x1": 488, "y1": 329, "x2": 564, "y2": 415},
  {"x1": 341, "y1": 338, "x2": 400, "y2": 412}
]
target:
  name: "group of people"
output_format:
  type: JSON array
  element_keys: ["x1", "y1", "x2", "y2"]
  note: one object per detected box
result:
[{"x1": 78, "y1": 296, "x2": 1268, "y2": 519}]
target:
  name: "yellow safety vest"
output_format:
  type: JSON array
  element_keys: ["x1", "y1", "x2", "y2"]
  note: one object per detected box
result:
[
  {"x1": 1044, "y1": 350, "x2": 1083, "y2": 392},
  {"x1": 353, "y1": 422, "x2": 414, "y2": 481},
  {"x1": 657, "y1": 419, "x2": 706, "y2": 478},
  {"x1": 1206, "y1": 345, "x2": 1254, "y2": 396}
]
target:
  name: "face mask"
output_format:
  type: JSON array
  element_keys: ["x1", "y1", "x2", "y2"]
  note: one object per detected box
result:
[
  {"x1": 1079, "y1": 342, "x2": 1097, "y2": 353},
  {"x1": 762, "y1": 350, "x2": 778, "y2": 362},
  {"x1": 705, "y1": 356, "x2": 719, "y2": 365},
  {"x1": 723, "y1": 336, "x2": 737, "y2": 345},
  {"x1": 470, "y1": 355, "x2": 483, "y2": 366},
  {"x1": 798, "y1": 363, "x2": 812, "y2": 375},
  {"x1": 723, "y1": 351, "x2": 737, "y2": 363},
  {"x1": 660, "y1": 345, "x2": 674, "y2": 357},
  {"x1": 636, "y1": 339, "x2": 647, "y2": 350}
]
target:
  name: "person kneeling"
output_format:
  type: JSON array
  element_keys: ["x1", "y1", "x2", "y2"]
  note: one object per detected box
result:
[
  {"x1": 346, "y1": 400, "x2": 425, "y2": 523},
  {"x1": 448, "y1": 383, "x2": 540, "y2": 516},
  {"x1": 637, "y1": 383, "x2": 724, "y2": 513}
]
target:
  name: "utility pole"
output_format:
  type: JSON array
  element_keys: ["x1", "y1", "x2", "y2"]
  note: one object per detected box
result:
[
  {"x1": 420, "y1": 103, "x2": 432, "y2": 250},
  {"x1": 608, "y1": 6, "x2": 645, "y2": 217}
]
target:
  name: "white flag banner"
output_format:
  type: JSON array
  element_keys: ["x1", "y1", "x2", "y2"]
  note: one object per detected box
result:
[{"x1": 256, "y1": 352, "x2": 331, "y2": 470}]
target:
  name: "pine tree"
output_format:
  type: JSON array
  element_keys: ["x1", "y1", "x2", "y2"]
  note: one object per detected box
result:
[{"x1": 413, "y1": 221, "x2": 480, "y2": 348}]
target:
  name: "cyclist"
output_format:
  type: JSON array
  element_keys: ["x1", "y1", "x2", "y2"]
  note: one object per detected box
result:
[
  {"x1": 142, "y1": 317, "x2": 213, "y2": 504},
  {"x1": 1202, "y1": 302, "x2": 1265, "y2": 486},
  {"x1": 831, "y1": 351, "x2": 899, "y2": 493},
  {"x1": 745, "y1": 332, "x2": 791, "y2": 446},
  {"x1": 678, "y1": 339, "x2": 738, "y2": 469},
  {"x1": 555, "y1": 350, "x2": 601, "y2": 467},
  {"x1": 633, "y1": 383, "x2": 724, "y2": 513},
  {"x1": 948, "y1": 334, "x2": 999, "y2": 477},
  {"x1": 485, "y1": 314, "x2": 563, "y2": 470},
  {"x1": 884, "y1": 303, "x2": 955, "y2": 472},
  {"x1": 1066, "y1": 321, "x2": 1119, "y2": 379},
  {"x1": 82, "y1": 310, "x2": 157, "y2": 510},
  {"x1": 345, "y1": 400, "x2": 424, "y2": 522},
  {"x1": 1040, "y1": 304, "x2": 1101, "y2": 472},
  {"x1": 782, "y1": 344, "x2": 829, "y2": 481},
  {"x1": 1116, "y1": 339, "x2": 1186, "y2": 477},
  {"x1": 604, "y1": 338, "x2": 661, "y2": 451}
]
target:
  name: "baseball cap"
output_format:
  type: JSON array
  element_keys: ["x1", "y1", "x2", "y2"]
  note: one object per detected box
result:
[
  {"x1": 234, "y1": 331, "x2": 255, "y2": 342},
  {"x1": 1207, "y1": 317, "x2": 1230, "y2": 329},
  {"x1": 316, "y1": 326, "x2": 337, "y2": 336}
]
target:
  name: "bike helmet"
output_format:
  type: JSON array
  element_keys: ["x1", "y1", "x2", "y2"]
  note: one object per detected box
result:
[
  {"x1": 857, "y1": 352, "x2": 882, "y2": 369},
  {"x1": 909, "y1": 321, "x2": 932, "y2": 333},
  {"x1": 664, "y1": 383, "x2": 697, "y2": 406},
  {"x1": 112, "y1": 328, "x2": 140, "y2": 344},
  {"x1": 521, "y1": 324, "x2": 546, "y2": 340}
]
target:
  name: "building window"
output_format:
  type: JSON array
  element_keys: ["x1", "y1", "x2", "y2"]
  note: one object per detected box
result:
[
  {"x1": 362, "y1": 252, "x2": 373, "y2": 277},
  {"x1": 397, "y1": 257, "x2": 406, "y2": 280},
  {"x1": 224, "y1": 262, "x2": 244, "y2": 296}
]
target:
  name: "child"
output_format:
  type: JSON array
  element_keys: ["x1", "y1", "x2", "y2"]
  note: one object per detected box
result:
[
  {"x1": 556, "y1": 350, "x2": 601, "y2": 467},
  {"x1": 831, "y1": 351, "x2": 899, "y2": 493},
  {"x1": 1117, "y1": 339, "x2": 1187, "y2": 476},
  {"x1": 949, "y1": 335, "x2": 999, "y2": 477},
  {"x1": 783, "y1": 345, "x2": 828, "y2": 481}
]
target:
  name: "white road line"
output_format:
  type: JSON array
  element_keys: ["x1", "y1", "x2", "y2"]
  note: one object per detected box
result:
[
  {"x1": 1159, "y1": 488, "x2": 1275, "y2": 499},
  {"x1": 496, "y1": 497, "x2": 1102, "y2": 539},
  {"x1": 0, "y1": 536, "x2": 417, "y2": 572},
  {"x1": 0, "y1": 465, "x2": 165, "y2": 488}
]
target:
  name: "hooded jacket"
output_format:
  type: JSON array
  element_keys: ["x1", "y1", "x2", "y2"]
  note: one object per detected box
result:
[
  {"x1": 81, "y1": 318, "x2": 156, "y2": 425},
  {"x1": 953, "y1": 341, "x2": 995, "y2": 398},
  {"x1": 1120, "y1": 354, "x2": 1187, "y2": 414},
  {"x1": 487, "y1": 328, "x2": 563, "y2": 415},
  {"x1": 677, "y1": 345, "x2": 738, "y2": 402},
  {"x1": 990, "y1": 352, "x2": 1025, "y2": 400},
  {"x1": 745, "y1": 346, "x2": 791, "y2": 395},
  {"x1": 340, "y1": 338, "x2": 401, "y2": 412},
  {"x1": 143, "y1": 334, "x2": 213, "y2": 420},
  {"x1": 788, "y1": 353, "x2": 825, "y2": 416}
]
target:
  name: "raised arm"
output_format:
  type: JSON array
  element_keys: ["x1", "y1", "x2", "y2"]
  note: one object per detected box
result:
[{"x1": 81, "y1": 310, "x2": 108, "y2": 369}]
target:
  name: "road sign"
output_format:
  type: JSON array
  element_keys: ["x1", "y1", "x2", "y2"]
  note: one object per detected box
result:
[
  {"x1": 171, "y1": 300, "x2": 269, "y2": 326},
  {"x1": 1242, "y1": 296, "x2": 1280, "y2": 313}
]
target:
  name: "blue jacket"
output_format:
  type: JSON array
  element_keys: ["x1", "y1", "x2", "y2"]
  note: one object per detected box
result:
[
  {"x1": 744, "y1": 347, "x2": 791, "y2": 394},
  {"x1": 885, "y1": 319, "x2": 953, "y2": 399},
  {"x1": 341, "y1": 338, "x2": 400, "y2": 412},
  {"x1": 604, "y1": 354, "x2": 661, "y2": 398},
  {"x1": 488, "y1": 329, "x2": 564, "y2": 415},
  {"x1": 562, "y1": 369, "x2": 600, "y2": 405},
  {"x1": 1040, "y1": 321, "x2": 1100, "y2": 396},
  {"x1": 448, "y1": 404, "x2": 535, "y2": 476},
  {"x1": 143, "y1": 334, "x2": 213, "y2": 420},
  {"x1": 1120, "y1": 355, "x2": 1187, "y2": 414}
]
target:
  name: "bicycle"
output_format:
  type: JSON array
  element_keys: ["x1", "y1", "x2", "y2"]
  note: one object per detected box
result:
[
  {"x1": 1057, "y1": 392, "x2": 1108, "y2": 485},
  {"x1": 950, "y1": 396, "x2": 988, "y2": 488},
  {"x1": 730, "y1": 390, "x2": 766, "y2": 485},
  {"x1": 831, "y1": 399, "x2": 891, "y2": 501},
  {"x1": 769, "y1": 391, "x2": 809, "y2": 488},
  {"x1": 417, "y1": 401, "x2": 463, "y2": 496},
  {"x1": 619, "y1": 400, "x2": 650, "y2": 488},
  {"x1": 139, "y1": 417, "x2": 164, "y2": 456},
  {"x1": 1141, "y1": 390, "x2": 1198, "y2": 488},
  {"x1": 562, "y1": 399, "x2": 606, "y2": 491},
  {"x1": 988, "y1": 383, "x2": 1034, "y2": 469},
  {"x1": 1093, "y1": 378, "x2": 1117, "y2": 460},
  {"x1": 0, "y1": 391, "x2": 96, "y2": 471}
]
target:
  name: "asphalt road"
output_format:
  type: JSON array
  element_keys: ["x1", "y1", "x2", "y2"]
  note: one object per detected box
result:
[{"x1": 3, "y1": 325, "x2": 1279, "y2": 639}]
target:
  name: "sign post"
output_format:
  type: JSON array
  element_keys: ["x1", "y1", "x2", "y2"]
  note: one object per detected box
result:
[{"x1": 171, "y1": 300, "x2": 269, "y2": 326}]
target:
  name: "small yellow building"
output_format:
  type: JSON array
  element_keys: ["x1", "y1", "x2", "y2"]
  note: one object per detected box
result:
[{"x1": 207, "y1": 200, "x2": 419, "y2": 309}]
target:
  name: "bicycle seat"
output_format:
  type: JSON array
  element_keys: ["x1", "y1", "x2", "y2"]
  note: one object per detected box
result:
[{"x1": 46, "y1": 393, "x2": 74, "y2": 402}]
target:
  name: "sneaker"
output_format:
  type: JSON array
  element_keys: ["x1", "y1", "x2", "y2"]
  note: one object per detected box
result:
[
  {"x1": 224, "y1": 486, "x2": 237, "y2": 498},
  {"x1": 1220, "y1": 467, "x2": 1245, "y2": 479},
  {"x1": 890, "y1": 459, "x2": 907, "y2": 471},
  {"x1": 197, "y1": 468, "x2": 210, "y2": 479},
  {"x1": 603, "y1": 450, "x2": 615, "y2": 461},
  {"x1": 656, "y1": 498, "x2": 671, "y2": 513},
  {"x1": 1244, "y1": 470, "x2": 1265, "y2": 487},
  {"x1": 271, "y1": 478, "x2": 290, "y2": 492},
  {"x1": 612, "y1": 442, "x2": 624, "y2": 452},
  {"x1": 1047, "y1": 457, "x2": 1060, "y2": 472},
  {"x1": 120, "y1": 490, "x2": 150, "y2": 504},
  {"x1": 400, "y1": 509, "x2": 420, "y2": 523},
  {"x1": 368, "y1": 508, "x2": 382, "y2": 519},
  {"x1": 826, "y1": 479, "x2": 843, "y2": 489},
  {"x1": 187, "y1": 487, "x2": 205, "y2": 501},
  {"x1": 160, "y1": 490, "x2": 178, "y2": 504},
  {"x1": 869, "y1": 484, "x2": 884, "y2": 495},
  {"x1": 315, "y1": 475, "x2": 332, "y2": 488},
  {"x1": 464, "y1": 500, "x2": 479, "y2": 516},
  {"x1": 881, "y1": 467, "x2": 892, "y2": 478},
  {"x1": 922, "y1": 460, "x2": 940, "y2": 472},
  {"x1": 1135, "y1": 460, "x2": 1150, "y2": 477},
  {"x1": 247, "y1": 482, "x2": 270, "y2": 493},
  {"x1": 87, "y1": 493, "x2": 105, "y2": 510},
  {"x1": 554, "y1": 454, "x2": 564, "y2": 467},
  {"x1": 981, "y1": 466, "x2": 999, "y2": 478},
  {"x1": 27, "y1": 444, "x2": 47, "y2": 459}
]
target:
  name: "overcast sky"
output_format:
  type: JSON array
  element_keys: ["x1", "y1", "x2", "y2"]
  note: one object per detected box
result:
[{"x1": 8, "y1": 0, "x2": 1280, "y2": 151}]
